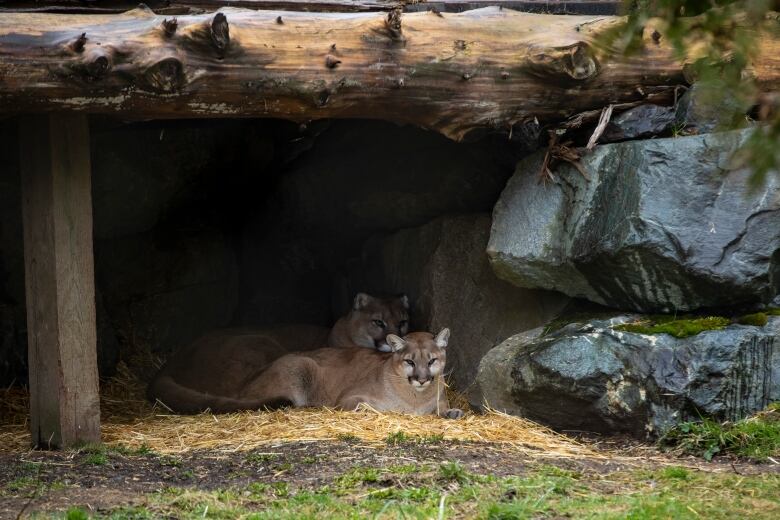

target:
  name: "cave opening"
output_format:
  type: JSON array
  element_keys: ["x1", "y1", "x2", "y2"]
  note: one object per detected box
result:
[{"x1": 0, "y1": 116, "x2": 567, "y2": 404}]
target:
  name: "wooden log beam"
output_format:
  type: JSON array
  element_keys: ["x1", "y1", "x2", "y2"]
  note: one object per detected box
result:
[
  {"x1": 1, "y1": 7, "x2": 779, "y2": 140},
  {"x1": 0, "y1": 0, "x2": 622, "y2": 16},
  {"x1": 20, "y1": 114, "x2": 101, "y2": 449}
]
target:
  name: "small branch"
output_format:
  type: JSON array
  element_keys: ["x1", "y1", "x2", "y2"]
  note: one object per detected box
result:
[{"x1": 586, "y1": 104, "x2": 613, "y2": 150}]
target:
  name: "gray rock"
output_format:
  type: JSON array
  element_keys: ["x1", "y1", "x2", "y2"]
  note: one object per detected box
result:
[
  {"x1": 488, "y1": 129, "x2": 780, "y2": 312},
  {"x1": 343, "y1": 214, "x2": 569, "y2": 403},
  {"x1": 477, "y1": 316, "x2": 780, "y2": 436},
  {"x1": 601, "y1": 104, "x2": 676, "y2": 142},
  {"x1": 675, "y1": 83, "x2": 746, "y2": 135}
]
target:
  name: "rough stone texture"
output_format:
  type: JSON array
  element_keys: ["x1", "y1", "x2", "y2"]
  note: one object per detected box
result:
[
  {"x1": 601, "y1": 104, "x2": 676, "y2": 142},
  {"x1": 477, "y1": 316, "x2": 780, "y2": 436},
  {"x1": 240, "y1": 120, "x2": 520, "y2": 327},
  {"x1": 488, "y1": 129, "x2": 780, "y2": 313},
  {"x1": 675, "y1": 83, "x2": 746, "y2": 135},
  {"x1": 343, "y1": 214, "x2": 569, "y2": 402}
]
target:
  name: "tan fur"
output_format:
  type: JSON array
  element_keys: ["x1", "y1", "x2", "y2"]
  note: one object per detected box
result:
[
  {"x1": 151, "y1": 330, "x2": 463, "y2": 419},
  {"x1": 327, "y1": 293, "x2": 409, "y2": 350},
  {"x1": 148, "y1": 293, "x2": 409, "y2": 409}
]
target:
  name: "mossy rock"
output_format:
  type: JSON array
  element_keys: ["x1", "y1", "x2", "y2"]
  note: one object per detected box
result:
[{"x1": 614, "y1": 316, "x2": 730, "y2": 339}]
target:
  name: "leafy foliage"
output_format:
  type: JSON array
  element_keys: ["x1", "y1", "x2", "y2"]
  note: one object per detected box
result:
[
  {"x1": 604, "y1": 0, "x2": 780, "y2": 186},
  {"x1": 660, "y1": 403, "x2": 780, "y2": 460}
]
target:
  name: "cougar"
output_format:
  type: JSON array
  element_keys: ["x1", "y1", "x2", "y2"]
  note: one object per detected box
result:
[
  {"x1": 148, "y1": 292, "x2": 410, "y2": 407},
  {"x1": 150, "y1": 329, "x2": 463, "y2": 419}
]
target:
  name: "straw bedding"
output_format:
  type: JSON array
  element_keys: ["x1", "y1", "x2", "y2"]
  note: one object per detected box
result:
[{"x1": 0, "y1": 363, "x2": 597, "y2": 458}]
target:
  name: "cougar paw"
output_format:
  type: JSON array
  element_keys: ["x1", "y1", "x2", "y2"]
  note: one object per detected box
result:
[{"x1": 444, "y1": 408, "x2": 464, "y2": 420}]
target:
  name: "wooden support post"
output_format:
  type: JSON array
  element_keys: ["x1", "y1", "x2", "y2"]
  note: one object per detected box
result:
[{"x1": 20, "y1": 114, "x2": 101, "y2": 449}]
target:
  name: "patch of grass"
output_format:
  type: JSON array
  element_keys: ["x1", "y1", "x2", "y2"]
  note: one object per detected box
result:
[
  {"x1": 84, "y1": 452, "x2": 108, "y2": 466},
  {"x1": 385, "y1": 430, "x2": 445, "y2": 445},
  {"x1": 438, "y1": 461, "x2": 470, "y2": 483},
  {"x1": 6, "y1": 476, "x2": 36, "y2": 492},
  {"x1": 660, "y1": 403, "x2": 780, "y2": 461},
  {"x1": 57, "y1": 463, "x2": 780, "y2": 520},
  {"x1": 660, "y1": 466, "x2": 691, "y2": 480},
  {"x1": 766, "y1": 307, "x2": 780, "y2": 316},
  {"x1": 385, "y1": 430, "x2": 410, "y2": 445},
  {"x1": 333, "y1": 466, "x2": 380, "y2": 493},
  {"x1": 301, "y1": 456, "x2": 317, "y2": 464},
  {"x1": 64, "y1": 508, "x2": 89, "y2": 520},
  {"x1": 336, "y1": 433, "x2": 359, "y2": 442},
  {"x1": 737, "y1": 312, "x2": 769, "y2": 326},
  {"x1": 614, "y1": 316, "x2": 730, "y2": 338}
]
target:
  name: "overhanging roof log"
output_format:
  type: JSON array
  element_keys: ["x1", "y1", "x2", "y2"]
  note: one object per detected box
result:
[{"x1": 1, "y1": 7, "x2": 778, "y2": 140}]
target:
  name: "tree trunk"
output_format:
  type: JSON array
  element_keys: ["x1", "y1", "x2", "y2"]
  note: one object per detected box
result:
[{"x1": 1, "y1": 6, "x2": 778, "y2": 139}]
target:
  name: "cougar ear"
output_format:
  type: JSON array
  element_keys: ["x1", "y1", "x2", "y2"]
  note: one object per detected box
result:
[
  {"x1": 353, "y1": 292, "x2": 371, "y2": 310},
  {"x1": 398, "y1": 294, "x2": 410, "y2": 310},
  {"x1": 386, "y1": 334, "x2": 406, "y2": 353},
  {"x1": 434, "y1": 328, "x2": 450, "y2": 348}
]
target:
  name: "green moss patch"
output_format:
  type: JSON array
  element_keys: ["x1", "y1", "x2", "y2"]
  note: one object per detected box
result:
[
  {"x1": 613, "y1": 316, "x2": 730, "y2": 338},
  {"x1": 737, "y1": 312, "x2": 769, "y2": 326},
  {"x1": 660, "y1": 403, "x2": 780, "y2": 461}
]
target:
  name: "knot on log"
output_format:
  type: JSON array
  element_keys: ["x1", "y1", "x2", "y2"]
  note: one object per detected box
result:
[
  {"x1": 64, "y1": 44, "x2": 112, "y2": 82},
  {"x1": 526, "y1": 43, "x2": 599, "y2": 82},
  {"x1": 80, "y1": 49, "x2": 112, "y2": 80},
  {"x1": 143, "y1": 57, "x2": 185, "y2": 93},
  {"x1": 210, "y1": 13, "x2": 230, "y2": 54},
  {"x1": 162, "y1": 18, "x2": 178, "y2": 38},
  {"x1": 386, "y1": 8, "x2": 403, "y2": 41}
]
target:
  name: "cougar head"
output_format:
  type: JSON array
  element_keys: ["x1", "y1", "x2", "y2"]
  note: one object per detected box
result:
[
  {"x1": 349, "y1": 292, "x2": 410, "y2": 351},
  {"x1": 386, "y1": 329, "x2": 449, "y2": 391}
]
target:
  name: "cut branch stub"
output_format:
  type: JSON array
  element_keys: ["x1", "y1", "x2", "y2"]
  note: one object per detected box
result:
[
  {"x1": 325, "y1": 55, "x2": 341, "y2": 68},
  {"x1": 69, "y1": 33, "x2": 87, "y2": 53},
  {"x1": 525, "y1": 42, "x2": 599, "y2": 82},
  {"x1": 143, "y1": 56, "x2": 185, "y2": 93},
  {"x1": 210, "y1": 13, "x2": 230, "y2": 54},
  {"x1": 386, "y1": 8, "x2": 402, "y2": 40},
  {"x1": 162, "y1": 18, "x2": 178, "y2": 38}
]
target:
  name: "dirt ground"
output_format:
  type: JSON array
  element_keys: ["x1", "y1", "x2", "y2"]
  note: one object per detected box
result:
[{"x1": 1, "y1": 438, "x2": 777, "y2": 519}]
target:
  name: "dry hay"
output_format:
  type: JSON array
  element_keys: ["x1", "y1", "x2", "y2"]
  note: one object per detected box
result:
[{"x1": 0, "y1": 363, "x2": 598, "y2": 459}]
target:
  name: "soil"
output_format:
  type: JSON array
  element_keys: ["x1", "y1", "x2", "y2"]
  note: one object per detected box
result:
[{"x1": 1, "y1": 440, "x2": 777, "y2": 519}]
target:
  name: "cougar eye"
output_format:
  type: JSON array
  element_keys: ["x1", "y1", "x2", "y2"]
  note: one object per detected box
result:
[
  {"x1": 428, "y1": 358, "x2": 437, "y2": 366},
  {"x1": 373, "y1": 319, "x2": 386, "y2": 329},
  {"x1": 404, "y1": 359, "x2": 415, "y2": 367}
]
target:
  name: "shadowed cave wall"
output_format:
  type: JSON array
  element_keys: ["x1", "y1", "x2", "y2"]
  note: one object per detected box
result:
[{"x1": 0, "y1": 116, "x2": 561, "y2": 393}]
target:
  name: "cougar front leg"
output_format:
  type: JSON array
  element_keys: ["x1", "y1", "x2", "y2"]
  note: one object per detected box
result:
[{"x1": 436, "y1": 382, "x2": 463, "y2": 419}]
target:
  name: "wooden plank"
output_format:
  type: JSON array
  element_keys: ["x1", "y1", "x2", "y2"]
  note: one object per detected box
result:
[
  {"x1": 0, "y1": 0, "x2": 621, "y2": 15},
  {"x1": 20, "y1": 114, "x2": 101, "y2": 449}
]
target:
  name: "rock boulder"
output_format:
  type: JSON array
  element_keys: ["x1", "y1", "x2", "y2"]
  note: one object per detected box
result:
[
  {"x1": 477, "y1": 316, "x2": 780, "y2": 436},
  {"x1": 488, "y1": 129, "x2": 780, "y2": 312}
]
